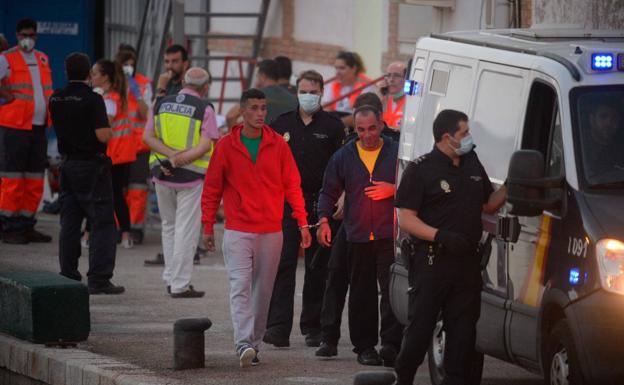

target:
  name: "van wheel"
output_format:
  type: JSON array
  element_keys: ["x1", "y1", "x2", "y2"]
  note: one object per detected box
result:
[
  {"x1": 427, "y1": 318, "x2": 484, "y2": 385},
  {"x1": 544, "y1": 319, "x2": 585, "y2": 385}
]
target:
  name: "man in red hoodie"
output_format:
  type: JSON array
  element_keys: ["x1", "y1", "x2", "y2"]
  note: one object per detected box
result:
[{"x1": 201, "y1": 88, "x2": 312, "y2": 368}]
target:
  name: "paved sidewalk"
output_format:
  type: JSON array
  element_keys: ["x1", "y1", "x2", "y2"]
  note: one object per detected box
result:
[{"x1": 0, "y1": 214, "x2": 542, "y2": 385}]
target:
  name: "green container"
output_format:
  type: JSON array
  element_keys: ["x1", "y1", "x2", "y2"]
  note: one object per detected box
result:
[{"x1": 0, "y1": 271, "x2": 90, "y2": 343}]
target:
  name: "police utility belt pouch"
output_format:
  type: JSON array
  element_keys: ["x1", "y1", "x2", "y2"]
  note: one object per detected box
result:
[{"x1": 400, "y1": 238, "x2": 439, "y2": 270}]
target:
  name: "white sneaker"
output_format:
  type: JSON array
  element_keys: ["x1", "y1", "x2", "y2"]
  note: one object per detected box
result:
[
  {"x1": 121, "y1": 237, "x2": 133, "y2": 249},
  {"x1": 239, "y1": 346, "x2": 255, "y2": 368}
]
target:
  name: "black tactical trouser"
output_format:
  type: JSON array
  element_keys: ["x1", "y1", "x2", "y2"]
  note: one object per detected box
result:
[
  {"x1": 347, "y1": 238, "x2": 403, "y2": 353},
  {"x1": 319, "y1": 223, "x2": 348, "y2": 346},
  {"x1": 58, "y1": 157, "x2": 117, "y2": 288},
  {"x1": 394, "y1": 247, "x2": 482, "y2": 385},
  {"x1": 266, "y1": 200, "x2": 327, "y2": 338}
]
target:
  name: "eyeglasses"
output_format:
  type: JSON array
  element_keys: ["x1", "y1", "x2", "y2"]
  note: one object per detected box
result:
[
  {"x1": 18, "y1": 33, "x2": 36, "y2": 38},
  {"x1": 384, "y1": 73, "x2": 404, "y2": 80}
]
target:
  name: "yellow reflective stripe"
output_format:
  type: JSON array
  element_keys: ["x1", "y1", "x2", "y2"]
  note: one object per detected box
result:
[
  {"x1": 24, "y1": 172, "x2": 44, "y2": 179},
  {"x1": 0, "y1": 171, "x2": 24, "y2": 178},
  {"x1": 43, "y1": 85, "x2": 54, "y2": 91},
  {"x1": 111, "y1": 128, "x2": 134, "y2": 138},
  {"x1": 13, "y1": 94, "x2": 33, "y2": 100},
  {"x1": 128, "y1": 183, "x2": 149, "y2": 190}
]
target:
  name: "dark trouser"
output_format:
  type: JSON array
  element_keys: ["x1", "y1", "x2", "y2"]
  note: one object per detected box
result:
[
  {"x1": 111, "y1": 163, "x2": 131, "y2": 233},
  {"x1": 394, "y1": 249, "x2": 482, "y2": 385},
  {"x1": 320, "y1": 222, "x2": 348, "y2": 345},
  {"x1": 347, "y1": 239, "x2": 403, "y2": 353},
  {"x1": 266, "y1": 201, "x2": 326, "y2": 338},
  {"x1": 58, "y1": 157, "x2": 117, "y2": 288},
  {"x1": 0, "y1": 125, "x2": 47, "y2": 233}
]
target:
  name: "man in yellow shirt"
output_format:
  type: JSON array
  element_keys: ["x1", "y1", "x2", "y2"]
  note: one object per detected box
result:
[{"x1": 316, "y1": 105, "x2": 402, "y2": 366}]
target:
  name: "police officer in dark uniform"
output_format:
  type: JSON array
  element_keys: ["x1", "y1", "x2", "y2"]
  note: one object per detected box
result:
[
  {"x1": 49, "y1": 52, "x2": 124, "y2": 295},
  {"x1": 393, "y1": 109, "x2": 506, "y2": 385},
  {"x1": 263, "y1": 69, "x2": 345, "y2": 348}
]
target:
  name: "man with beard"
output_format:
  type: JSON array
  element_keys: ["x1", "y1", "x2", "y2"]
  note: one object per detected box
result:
[{"x1": 155, "y1": 45, "x2": 190, "y2": 101}]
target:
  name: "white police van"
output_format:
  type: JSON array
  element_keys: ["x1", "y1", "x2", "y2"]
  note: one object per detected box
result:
[{"x1": 390, "y1": 29, "x2": 624, "y2": 385}]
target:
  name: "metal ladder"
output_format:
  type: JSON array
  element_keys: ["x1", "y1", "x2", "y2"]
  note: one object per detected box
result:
[{"x1": 178, "y1": 0, "x2": 271, "y2": 111}]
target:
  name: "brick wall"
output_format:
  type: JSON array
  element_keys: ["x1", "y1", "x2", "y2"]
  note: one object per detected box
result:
[
  {"x1": 206, "y1": 0, "x2": 342, "y2": 67},
  {"x1": 521, "y1": 0, "x2": 533, "y2": 28}
]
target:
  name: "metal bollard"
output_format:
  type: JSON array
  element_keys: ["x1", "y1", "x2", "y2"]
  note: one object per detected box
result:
[
  {"x1": 353, "y1": 370, "x2": 396, "y2": 385},
  {"x1": 173, "y1": 318, "x2": 212, "y2": 370}
]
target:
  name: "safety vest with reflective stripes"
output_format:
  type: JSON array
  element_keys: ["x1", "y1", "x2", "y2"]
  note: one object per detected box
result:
[
  {"x1": 149, "y1": 93, "x2": 214, "y2": 183},
  {"x1": 105, "y1": 91, "x2": 137, "y2": 165},
  {"x1": 129, "y1": 73, "x2": 151, "y2": 154},
  {"x1": 326, "y1": 74, "x2": 371, "y2": 112},
  {"x1": 383, "y1": 95, "x2": 405, "y2": 129},
  {"x1": 0, "y1": 47, "x2": 53, "y2": 130}
]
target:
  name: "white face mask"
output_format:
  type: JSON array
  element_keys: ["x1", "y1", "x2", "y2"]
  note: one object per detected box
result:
[
  {"x1": 122, "y1": 65, "x2": 134, "y2": 77},
  {"x1": 19, "y1": 37, "x2": 35, "y2": 52},
  {"x1": 298, "y1": 93, "x2": 321, "y2": 113}
]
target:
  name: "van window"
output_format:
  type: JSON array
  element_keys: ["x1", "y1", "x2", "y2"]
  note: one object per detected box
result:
[
  {"x1": 570, "y1": 85, "x2": 624, "y2": 189},
  {"x1": 430, "y1": 69, "x2": 449, "y2": 95},
  {"x1": 471, "y1": 66, "x2": 526, "y2": 180}
]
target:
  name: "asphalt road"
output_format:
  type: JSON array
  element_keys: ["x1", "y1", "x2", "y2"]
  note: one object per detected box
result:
[{"x1": 0, "y1": 214, "x2": 545, "y2": 385}]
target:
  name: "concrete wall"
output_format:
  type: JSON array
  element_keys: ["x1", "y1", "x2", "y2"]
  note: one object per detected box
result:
[{"x1": 533, "y1": 0, "x2": 624, "y2": 29}]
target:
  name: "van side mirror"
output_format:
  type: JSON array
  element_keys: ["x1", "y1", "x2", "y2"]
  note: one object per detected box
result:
[{"x1": 506, "y1": 150, "x2": 563, "y2": 216}]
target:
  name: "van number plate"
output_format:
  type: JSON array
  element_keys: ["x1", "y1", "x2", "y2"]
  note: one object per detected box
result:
[{"x1": 568, "y1": 237, "x2": 588, "y2": 258}]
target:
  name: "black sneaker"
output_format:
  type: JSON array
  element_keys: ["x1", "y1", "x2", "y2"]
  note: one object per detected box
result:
[
  {"x1": 167, "y1": 285, "x2": 171, "y2": 294},
  {"x1": 380, "y1": 345, "x2": 398, "y2": 367},
  {"x1": 23, "y1": 229, "x2": 52, "y2": 243},
  {"x1": 2, "y1": 231, "x2": 29, "y2": 244},
  {"x1": 315, "y1": 342, "x2": 338, "y2": 358},
  {"x1": 144, "y1": 252, "x2": 164, "y2": 266},
  {"x1": 357, "y1": 347, "x2": 382, "y2": 366},
  {"x1": 305, "y1": 333, "x2": 321, "y2": 347},
  {"x1": 89, "y1": 282, "x2": 125, "y2": 295},
  {"x1": 263, "y1": 330, "x2": 290, "y2": 347},
  {"x1": 170, "y1": 285, "x2": 205, "y2": 298},
  {"x1": 193, "y1": 251, "x2": 200, "y2": 265}
]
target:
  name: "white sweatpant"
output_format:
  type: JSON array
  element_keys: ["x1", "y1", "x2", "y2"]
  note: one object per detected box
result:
[
  {"x1": 222, "y1": 229, "x2": 283, "y2": 352},
  {"x1": 155, "y1": 182, "x2": 202, "y2": 293}
]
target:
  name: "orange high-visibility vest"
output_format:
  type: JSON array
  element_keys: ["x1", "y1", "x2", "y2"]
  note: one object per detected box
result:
[
  {"x1": 129, "y1": 73, "x2": 151, "y2": 154},
  {"x1": 326, "y1": 74, "x2": 371, "y2": 112},
  {"x1": 105, "y1": 91, "x2": 137, "y2": 165},
  {"x1": 0, "y1": 47, "x2": 53, "y2": 129},
  {"x1": 383, "y1": 95, "x2": 405, "y2": 129}
]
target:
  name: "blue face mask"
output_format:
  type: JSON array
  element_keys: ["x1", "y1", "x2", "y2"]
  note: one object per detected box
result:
[
  {"x1": 298, "y1": 93, "x2": 321, "y2": 113},
  {"x1": 449, "y1": 134, "x2": 474, "y2": 156}
]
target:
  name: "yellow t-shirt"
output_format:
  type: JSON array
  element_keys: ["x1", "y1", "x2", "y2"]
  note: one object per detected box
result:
[
  {"x1": 356, "y1": 140, "x2": 383, "y2": 241},
  {"x1": 356, "y1": 140, "x2": 382, "y2": 175}
]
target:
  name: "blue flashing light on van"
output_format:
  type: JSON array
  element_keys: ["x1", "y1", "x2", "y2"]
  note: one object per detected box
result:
[
  {"x1": 569, "y1": 268, "x2": 581, "y2": 285},
  {"x1": 591, "y1": 53, "x2": 614, "y2": 70}
]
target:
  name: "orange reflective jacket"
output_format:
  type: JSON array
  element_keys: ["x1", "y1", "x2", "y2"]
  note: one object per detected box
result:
[
  {"x1": 105, "y1": 91, "x2": 136, "y2": 165},
  {"x1": 0, "y1": 47, "x2": 53, "y2": 130},
  {"x1": 383, "y1": 96, "x2": 405, "y2": 129},
  {"x1": 129, "y1": 73, "x2": 151, "y2": 154},
  {"x1": 326, "y1": 75, "x2": 371, "y2": 112}
]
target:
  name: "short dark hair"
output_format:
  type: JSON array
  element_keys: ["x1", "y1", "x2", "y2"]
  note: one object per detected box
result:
[
  {"x1": 240, "y1": 88, "x2": 266, "y2": 106},
  {"x1": 257, "y1": 59, "x2": 279, "y2": 81},
  {"x1": 296, "y1": 70, "x2": 324, "y2": 91},
  {"x1": 353, "y1": 92, "x2": 382, "y2": 112},
  {"x1": 165, "y1": 44, "x2": 188, "y2": 61},
  {"x1": 65, "y1": 52, "x2": 91, "y2": 81},
  {"x1": 433, "y1": 109, "x2": 469, "y2": 142},
  {"x1": 17, "y1": 18, "x2": 37, "y2": 33},
  {"x1": 115, "y1": 49, "x2": 136, "y2": 66},
  {"x1": 118, "y1": 43, "x2": 137, "y2": 54},
  {"x1": 274, "y1": 56, "x2": 292, "y2": 80},
  {"x1": 353, "y1": 105, "x2": 382, "y2": 121}
]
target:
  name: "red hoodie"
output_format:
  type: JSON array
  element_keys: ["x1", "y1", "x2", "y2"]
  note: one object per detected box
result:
[{"x1": 201, "y1": 124, "x2": 308, "y2": 235}]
